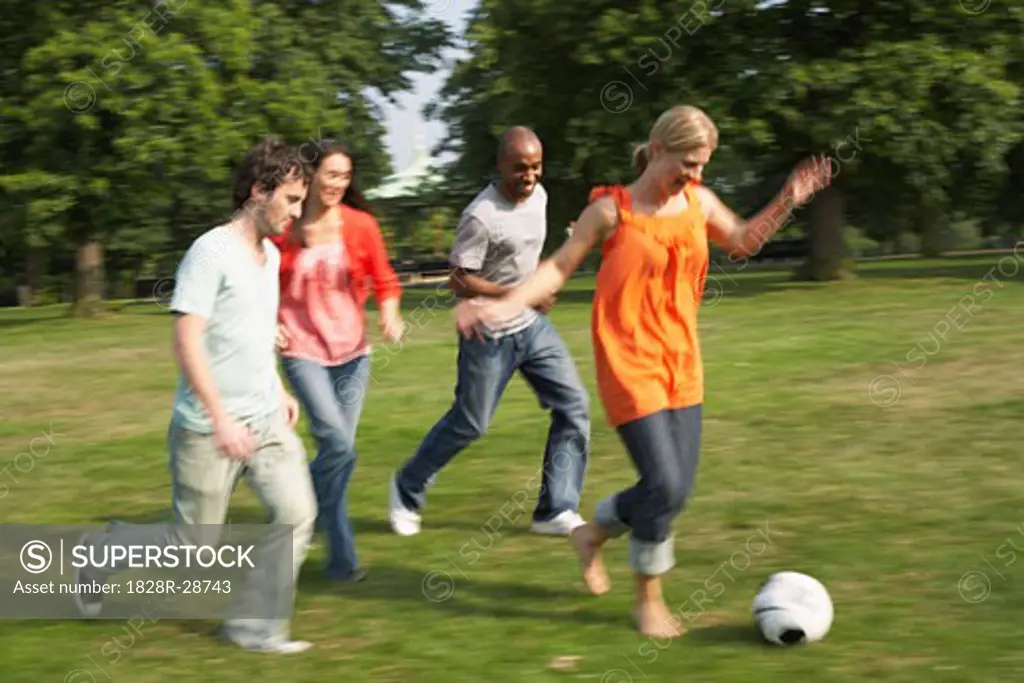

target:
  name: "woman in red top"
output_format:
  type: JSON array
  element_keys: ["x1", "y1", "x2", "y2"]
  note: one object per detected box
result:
[
  {"x1": 271, "y1": 141, "x2": 403, "y2": 583},
  {"x1": 457, "y1": 105, "x2": 829, "y2": 636}
]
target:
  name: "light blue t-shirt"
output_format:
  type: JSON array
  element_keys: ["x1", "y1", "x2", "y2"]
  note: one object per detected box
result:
[{"x1": 168, "y1": 224, "x2": 281, "y2": 433}]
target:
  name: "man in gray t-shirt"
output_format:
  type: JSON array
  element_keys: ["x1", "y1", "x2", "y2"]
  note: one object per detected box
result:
[
  {"x1": 447, "y1": 181, "x2": 546, "y2": 336},
  {"x1": 390, "y1": 127, "x2": 591, "y2": 538}
]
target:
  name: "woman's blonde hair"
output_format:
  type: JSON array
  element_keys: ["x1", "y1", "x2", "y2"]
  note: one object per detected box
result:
[{"x1": 632, "y1": 105, "x2": 719, "y2": 173}]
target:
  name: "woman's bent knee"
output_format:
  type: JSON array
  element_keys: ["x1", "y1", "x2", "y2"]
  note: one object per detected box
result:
[
  {"x1": 648, "y1": 474, "x2": 688, "y2": 516},
  {"x1": 312, "y1": 423, "x2": 357, "y2": 462}
]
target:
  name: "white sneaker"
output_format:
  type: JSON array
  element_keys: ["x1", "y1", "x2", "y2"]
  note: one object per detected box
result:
[
  {"x1": 240, "y1": 638, "x2": 312, "y2": 655},
  {"x1": 389, "y1": 475, "x2": 421, "y2": 536},
  {"x1": 531, "y1": 510, "x2": 586, "y2": 536},
  {"x1": 72, "y1": 532, "x2": 104, "y2": 618}
]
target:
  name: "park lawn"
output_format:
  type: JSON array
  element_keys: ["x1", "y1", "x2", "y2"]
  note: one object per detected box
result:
[{"x1": 1, "y1": 254, "x2": 1022, "y2": 683}]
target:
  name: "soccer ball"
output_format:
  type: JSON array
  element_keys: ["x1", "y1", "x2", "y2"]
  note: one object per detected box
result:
[{"x1": 752, "y1": 571, "x2": 833, "y2": 646}]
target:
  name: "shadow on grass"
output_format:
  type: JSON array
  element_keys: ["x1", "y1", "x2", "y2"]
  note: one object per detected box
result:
[
  {"x1": 298, "y1": 562, "x2": 626, "y2": 629},
  {"x1": 685, "y1": 623, "x2": 771, "y2": 648},
  {"x1": 80, "y1": 511, "x2": 611, "y2": 632},
  {"x1": 347, "y1": 515, "x2": 551, "y2": 536},
  {"x1": 160, "y1": 564, "x2": 628, "y2": 650},
  {"x1": 852, "y1": 256, "x2": 1014, "y2": 282},
  {"x1": 91, "y1": 511, "x2": 539, "y2": 536},
  {"x1": 0, "y1": 315, "x2": 64, "y2": 330}
]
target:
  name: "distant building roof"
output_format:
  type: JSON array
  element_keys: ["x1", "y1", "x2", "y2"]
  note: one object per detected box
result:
[{"x1": 366, "y1": 130, "x2": 445, "y2": 200}]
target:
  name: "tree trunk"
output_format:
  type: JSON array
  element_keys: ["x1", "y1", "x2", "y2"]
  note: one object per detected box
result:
[
  {"x1": 795, "y1": 186, "x2": 855, "y2": 281},
  {"x1": 16, "y1": 246, "x2": 43, "y2": 306},
  {"x1": 918, "y1": 203, "x2": 947, "y2": 257},
  {"x1": 433, "y1": 217, "x2": 443, "y2": 257},
  {"x1": 16, "y1": 286, "x2": 33, "y2": 307},
  {"x1": 72, "y1": 240, "x2": 105, "y2": 317}
]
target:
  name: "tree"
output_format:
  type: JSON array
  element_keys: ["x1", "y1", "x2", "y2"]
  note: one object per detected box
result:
[
  {"x1": 427, "y1": 0, "x2": 1023, "y2": 277},
  {"x1": 0, "y1": 0, "x2": 451, "y2": 314}
]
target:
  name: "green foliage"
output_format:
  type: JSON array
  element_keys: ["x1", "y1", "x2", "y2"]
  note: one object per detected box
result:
[
  {"x1": 427, "y1": 0, "x2": 1023, "y2": 262},
  {"x1": 0, "y1": 0, "x2": 452, "y2": 309},
  {"x1": 845, "y1": 227, "x2": 883, "y2": 259}
]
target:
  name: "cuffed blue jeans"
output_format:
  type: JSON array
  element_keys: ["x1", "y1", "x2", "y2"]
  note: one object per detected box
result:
[
  {"x1": 281, "y1": 353, "x2": 370, "y2": 579},
  {"x1": 396, "y1": 315, "x2": 590, "y2": 523},
  {"x1": 594, "y1": 405, "x2": 702, "y2": 576}
]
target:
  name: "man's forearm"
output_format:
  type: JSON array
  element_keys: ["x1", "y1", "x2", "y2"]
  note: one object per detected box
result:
[
  {"x1": 449, "y1": 269, "x2": 510, "y2": 298},
  {"x1": 173, "y1": 316, "x2": 229, "y2": 424}
]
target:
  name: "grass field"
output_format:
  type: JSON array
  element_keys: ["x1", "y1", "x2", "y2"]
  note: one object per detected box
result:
[{"x1": 1, "y1": 254, "x2": 1023, "y2": 682}]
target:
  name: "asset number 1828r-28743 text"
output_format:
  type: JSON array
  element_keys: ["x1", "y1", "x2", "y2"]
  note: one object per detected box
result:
[{"x1": 125, "y1": 580, "x2": 231, "y2": 595}]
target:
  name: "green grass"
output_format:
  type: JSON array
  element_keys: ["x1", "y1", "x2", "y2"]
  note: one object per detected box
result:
[{"x1": 1, "y1": 254, "x2": 1022, "y2": 682}]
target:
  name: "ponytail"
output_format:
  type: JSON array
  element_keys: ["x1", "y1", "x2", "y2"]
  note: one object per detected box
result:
[{"x1": 632, "y1": 142, "x2": 649, "y2": 174}]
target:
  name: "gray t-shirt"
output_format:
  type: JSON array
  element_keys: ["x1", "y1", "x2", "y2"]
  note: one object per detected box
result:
[
  {"x1": 449, "y1": 182, "x2": 547, "y2": 337},
  {"x1": 168, "y1": 224, "x2": 281, "y2": 433}
]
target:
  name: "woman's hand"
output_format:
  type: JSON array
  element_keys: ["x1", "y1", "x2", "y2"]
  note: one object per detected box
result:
[
  {"x1": 275, "y1": 324, "x2": 291, "y2": 351},
  {"x1": 379, "y1": 311, "x2": 405, "y2": 344},
  {"x1": 782, "y1": 156, "x2": 833, "y2": 207},
  {"x1": 534, "y1": 294, "x2": 557, "y2": 315},
  {"x1": 377, "y1": 297, "x2": 405, "y2": 344}
]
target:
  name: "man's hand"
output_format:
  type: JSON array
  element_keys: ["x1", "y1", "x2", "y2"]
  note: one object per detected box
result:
[
  {"x1": 282, "y1": 392, "x2": 301, "y2": 428},
  {"x1": 212, "y1": 416, "x2": 257, "y2": 461},
  {"x1": 535, "y1": 294, "x2": 557, "y2": 315}
]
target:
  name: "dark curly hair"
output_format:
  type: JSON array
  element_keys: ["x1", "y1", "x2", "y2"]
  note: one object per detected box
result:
[{"x1": 231, "y1": 139, "x2": 312, "y2": 211}]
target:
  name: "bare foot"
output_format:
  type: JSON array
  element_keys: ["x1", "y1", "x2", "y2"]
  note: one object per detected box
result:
[
  {"x1": 569, "y1": 524, "x2": 610, "y2": 596},
  {"x1": 634, "y1": 600, "x2": 683, "y2": 638}
]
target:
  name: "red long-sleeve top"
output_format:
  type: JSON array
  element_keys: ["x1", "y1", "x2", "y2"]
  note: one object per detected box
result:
[{"x1": 269, "y1": 204, "x2": 401, "y2": 365}]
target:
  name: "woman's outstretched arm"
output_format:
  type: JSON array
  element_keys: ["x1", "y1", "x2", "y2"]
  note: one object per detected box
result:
[
  {"x1": 505, "y1": 196, "x2": 618, "y2": 309},
  {"x1": 455, "y1": 196, "x2": 617, "y2": 337},
  {"x1": 700, "y1": 156, "x2": 832, "y2": 258}
]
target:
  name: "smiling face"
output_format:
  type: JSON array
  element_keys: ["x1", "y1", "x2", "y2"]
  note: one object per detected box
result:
[
  {"x1": 648, "y1": 143, "x2": 713, "y2": 195},
  {"x1": 497, "y1": 136, "x2": 543, "y2": 201},
  {"x1": 313, "y1": 151, "x2": 353, "y2": 207},
  {"x1": 639, "y1": 105, "x2": 719, "y2": 197}
]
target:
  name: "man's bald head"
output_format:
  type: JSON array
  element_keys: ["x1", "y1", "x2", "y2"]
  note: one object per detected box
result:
[
  {"x1": 495, "y1": 126, "x2": 543, "y2": 202},
  {"x1": 497, "y1": 126, "x2": 542, "y2": 161}
]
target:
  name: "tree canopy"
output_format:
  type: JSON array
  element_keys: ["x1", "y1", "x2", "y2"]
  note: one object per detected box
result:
[
  {"x1": 1, "y1": 0, "x2": 451, "y2": 311},
  {"x1": 427, "y1": 0, "x2": 1023, "y2": 276}
]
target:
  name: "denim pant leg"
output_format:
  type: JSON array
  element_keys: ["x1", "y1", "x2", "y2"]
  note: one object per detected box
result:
[
  {"x1": 396, "y1": 334, "x2": 516, "y2": 511},
  {"x1": 515, "y1": 316, "x2": 590, "y2": 522},
  {"x1": 282, "y1": 355, "x2": 369, "y2": 579},
  {"x1": 592, "y1": 405, "x2": 703, "y2": 576}
]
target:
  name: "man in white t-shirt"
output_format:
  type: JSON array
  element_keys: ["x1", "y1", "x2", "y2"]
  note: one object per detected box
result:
[{"x1": 74, "y1": 140, "x2": 319, "y2": 655}]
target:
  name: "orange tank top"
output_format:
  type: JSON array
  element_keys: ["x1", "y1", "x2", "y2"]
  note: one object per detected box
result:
[{"x1": 590, "y1": 183, "x2": 709, "y2": 427}]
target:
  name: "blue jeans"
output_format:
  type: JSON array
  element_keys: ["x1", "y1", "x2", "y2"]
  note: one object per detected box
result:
[
  {"x1": 594, "y1": 405, "x2": 702, "y2": 575},
  {"x1": 396, "y1": 315, "x2": 590, "y2": 522},
  {"x1": 281, "y1": 353, "x2": 369, "y2": 579}
]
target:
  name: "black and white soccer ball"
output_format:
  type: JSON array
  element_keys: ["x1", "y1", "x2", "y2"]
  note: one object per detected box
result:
[{"x1": 752, "y1": 571, "x2": 833, "y2": 646}]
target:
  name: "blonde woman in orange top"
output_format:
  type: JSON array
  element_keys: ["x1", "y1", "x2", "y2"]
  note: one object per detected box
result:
[{"x1": 456, "y1": 104, "x2": 831, "y2": 637}]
